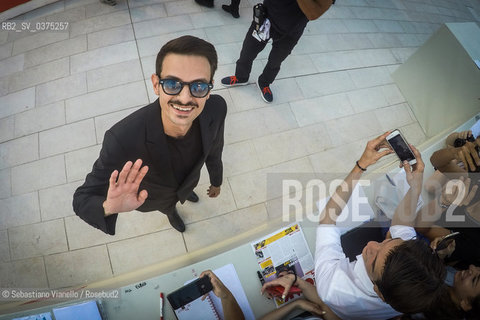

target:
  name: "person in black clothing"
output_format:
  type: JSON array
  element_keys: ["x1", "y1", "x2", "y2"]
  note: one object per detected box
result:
[
  {"x1": 222, "y1": 0, "x2": 241, "y2": 18},
  {"x1": 73, "y1": 36, "x2": 226, "y2": 234},
  {"x1": 221, "y1": 0, "x2": 333, "y2": 103},
  {"x1": 194, "y1": 0, "x2": 240, "y2": 18}
]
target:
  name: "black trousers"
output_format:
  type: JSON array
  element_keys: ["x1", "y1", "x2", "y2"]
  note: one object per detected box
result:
[
  {"x1": 137, "y1": 200, "x2": 177, "y2": 216},
  {"x1": 235, "y1": 21, "x2": 305, "y2": 87},
  {"x1": 136, "y1": 189, "x2": 197, "y2": 216},
  {"x1": 229, "y1": 0, "x2": 240, "y2": 10}
]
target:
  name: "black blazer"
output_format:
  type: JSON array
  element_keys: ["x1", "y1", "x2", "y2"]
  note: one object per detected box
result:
[{"x1": 73, "y1": 95, "x2": 227, "y2": 235}]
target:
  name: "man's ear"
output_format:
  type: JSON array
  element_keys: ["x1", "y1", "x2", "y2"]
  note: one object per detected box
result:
[
  {"x1": 460, "y1": 299, "x2": 472, "y2": 312},
  {"x1": 151, "y1": 74, "x2": 160, "y2": 95},
  {"x1": 373, "y1": 284, "x2": 386, "y2": 302}
]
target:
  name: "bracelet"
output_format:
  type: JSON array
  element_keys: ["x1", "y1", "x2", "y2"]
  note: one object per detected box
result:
[{"x1": 356, "y1": 160, "x2": 367, "y2": 171}]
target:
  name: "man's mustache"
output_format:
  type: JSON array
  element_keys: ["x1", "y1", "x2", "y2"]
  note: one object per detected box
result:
[{"x1": 169, "y1": 100, "x2": 198, "y2": 108}]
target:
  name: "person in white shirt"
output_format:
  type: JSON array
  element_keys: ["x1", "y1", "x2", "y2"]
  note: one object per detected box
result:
[{"x1": 314, "y1": 131, "x2": 447, "y2": 320}]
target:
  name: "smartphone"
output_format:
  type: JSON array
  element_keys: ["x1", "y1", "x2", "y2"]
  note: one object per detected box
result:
[
  {"x1": 435, "y1": 231, "x2": 460, "y2": 252},
  {"x1": 167, "y1": 275, "x2": 213, "y2": 311},
  {"x1": 386, "y1": 129, "x2": 417, "y2": 165}
]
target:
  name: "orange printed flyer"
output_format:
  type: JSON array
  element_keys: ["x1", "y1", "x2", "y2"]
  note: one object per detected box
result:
[{"x1": 251, "y1": 223, "x2": 315, "y2": 308}]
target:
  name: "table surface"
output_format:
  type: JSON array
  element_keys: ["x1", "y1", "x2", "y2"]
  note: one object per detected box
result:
[{"x1": 101, "y1": 223, "x2": 318, "y2": 320}]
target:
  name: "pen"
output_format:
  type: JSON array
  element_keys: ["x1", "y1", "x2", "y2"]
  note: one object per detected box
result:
[
  {"x1": 160, "y1": 292, "x2": 164, "y2": 320},
  {"x1": 385, "y1": 174, "x2": 396, "y2": 186},
  {"x1": 257, "y1": 271, "x2": 265, "y2": 285}
]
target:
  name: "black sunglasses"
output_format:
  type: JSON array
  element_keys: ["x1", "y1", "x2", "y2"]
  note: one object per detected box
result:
[{"x1": 157, "y1": 77, "x2": 213, "y2": 98}]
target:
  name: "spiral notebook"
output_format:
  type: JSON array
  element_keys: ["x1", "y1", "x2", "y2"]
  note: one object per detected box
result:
[{"x1": 174, "y1": 294, "x2": 220, "y2": 320}]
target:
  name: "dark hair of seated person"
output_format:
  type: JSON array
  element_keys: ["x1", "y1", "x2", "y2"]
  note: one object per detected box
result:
[
  {"x1": 424, "y1": 287, "x2": 464, "y2": 320},
  {"x1": 424, "y1": 286, "x2": 480, "y2": 320},
  {"x1": 374, "y1": 239, "x2": 446, "y2": 314}
]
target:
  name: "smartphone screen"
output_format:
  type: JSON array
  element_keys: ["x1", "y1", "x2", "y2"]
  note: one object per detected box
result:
[
  {"x1": 167, "y1": 276, "x2": 213, "y2": 310},
  {"x1": 387, "y1": 131, "x2": 416, "y2": 163}
]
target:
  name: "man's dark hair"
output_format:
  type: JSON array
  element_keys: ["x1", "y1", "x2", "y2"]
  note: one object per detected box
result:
[
  {"x1": 374, "y1": 239, "x2": 446, "y2": 314},
  {"x1": 424, "y1": 287, "x2": 464, "y2": 320},
  {"x1": 424, "y1": 286, "x2": 480, "y2": 320},
  {"x1": 155, "y1": 35, "x2": 218, "y2": 82}
]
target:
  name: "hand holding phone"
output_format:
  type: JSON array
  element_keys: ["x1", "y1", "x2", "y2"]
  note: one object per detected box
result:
[
  {"x1": 167, "y1": 275, "x2": 213, "y2": 311},
  {"x1": 431, "y1": 232, "x2": 459, "y2": 260},
  {"x1": 199, "y1": 270, "x2": 232, "y2": 300},
  {"x1": 356, "y1": 131, "x2": 394, "y2": 170},
  {"x1": 435, "y1": 231, "x2": 460, "y2": 252},
  {"x1": 386, "y1": 130, "x2": 416, "y2": 165}
]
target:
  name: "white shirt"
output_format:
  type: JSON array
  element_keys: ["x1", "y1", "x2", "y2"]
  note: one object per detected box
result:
[{"x1": 314, "y1": 224, "x2": 416, "y2": 320}]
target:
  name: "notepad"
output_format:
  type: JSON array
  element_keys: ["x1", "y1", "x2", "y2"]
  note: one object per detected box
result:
[
  {"x1": 174, "y1": 295, "x2": 221, "y2": 320},
  {"x1": 52, "y1": 300, "x2": 102, "y2": 320},
  {"x1": 209, "y1": 264, "x2": 255, "y2": 320}
]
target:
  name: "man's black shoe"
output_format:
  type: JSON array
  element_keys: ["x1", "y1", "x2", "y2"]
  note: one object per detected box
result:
[
  {"x1": 187, "y1": 191, "x2": 199, "y2": 203},
  {"x1": 257, "y1": 80, "x2": 273, "y2": 103},
  {"x1": 195, "y1": 0, "x2": 214, "y2": 8},
  {"x1": 222, "y1": 4, "x2": 239, "y2": 18},
  {"x1": 167, "y1": 208, "x2": 186, "y2": 232}
]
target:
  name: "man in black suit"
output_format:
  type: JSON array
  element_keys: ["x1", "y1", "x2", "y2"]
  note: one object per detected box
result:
[{"x1": 73, "y1": 36, "x2": 226, "y2": 234}]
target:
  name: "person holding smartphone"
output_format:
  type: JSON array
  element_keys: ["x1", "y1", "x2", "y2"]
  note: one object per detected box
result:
[
  {"x1": 413, "y1": 148, "x2": 480, "y2": 319},
  {"x1": 199, "y1": 270, "x2": 245, "y2": 320},
  {"x1": 310, "y1": 132, "x2": 447, "y2": 319},
  {"x1": 416, "y1": 176, "x2": 480, "y2": 270},
  {"x1": 418, "y1": 237, "x2": 480, "y2": 320}
]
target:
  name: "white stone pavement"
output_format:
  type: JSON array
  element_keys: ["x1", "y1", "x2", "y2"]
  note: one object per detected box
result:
[{"x1": 0, "y1": 0, "x2": 479, "y2": 289}]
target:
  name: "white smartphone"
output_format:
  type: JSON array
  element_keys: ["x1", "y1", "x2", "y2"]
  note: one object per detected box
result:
[{"x1": 386, "y1": 129, "x2": 417, "y2": 165}]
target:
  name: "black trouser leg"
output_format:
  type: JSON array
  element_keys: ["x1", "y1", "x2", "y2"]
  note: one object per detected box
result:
[
  {"x1": 137, "y1": 200, "x2": 177, "y2": 215},
  {"x1": 230, "y1": 0, "x2": 240, "y2": 11},
  {"x1": 161, "y1": 203, "x2": 177, "y2": 216},
  {"x1": 161, "y1": 202, "x2": 185, "y2": 232},
  {"x1": 258, "y1": 29, "x2": 304, "y2": 87},
  {"x1": 235, "y1": 22, "x2": 269, "y2": 82}
]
